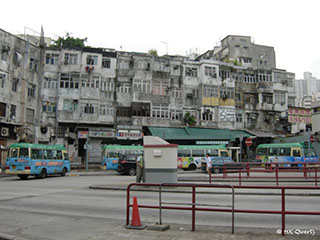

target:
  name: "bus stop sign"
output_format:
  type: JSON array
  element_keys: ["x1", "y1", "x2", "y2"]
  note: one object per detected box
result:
[{"x1": 245, "y1": 138, "x2": 253, "y2": 147}]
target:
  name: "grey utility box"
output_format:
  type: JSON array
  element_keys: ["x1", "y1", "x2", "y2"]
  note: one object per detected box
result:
[{"x1": 143, "y1": 136, "x2": 178, "y2": 183}]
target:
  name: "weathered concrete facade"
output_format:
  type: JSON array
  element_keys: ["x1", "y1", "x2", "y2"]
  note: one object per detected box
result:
[
  {"x1": 0, "y1": 28, "x2": 297, "y2": 164},
  {"x1": 0, "y1": 29, "x2": 43, "y2": 167}
]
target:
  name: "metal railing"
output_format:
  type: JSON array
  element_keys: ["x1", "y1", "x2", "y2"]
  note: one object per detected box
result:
[
  {"x1": 208, "y1": 162, "x2": 320, "y2": 186},
  {"x1": 126, "y1": 183, "x2": 320, "y2": 236}
]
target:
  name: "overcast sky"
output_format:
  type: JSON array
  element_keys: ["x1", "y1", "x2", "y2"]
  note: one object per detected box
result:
[{"x1": 2, "y1": 0, "x2": 320, "y2": 79}]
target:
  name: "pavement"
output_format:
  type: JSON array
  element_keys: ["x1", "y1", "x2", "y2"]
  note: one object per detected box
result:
[{"x1": 0, "y1": 169, "x2": 319, "y2": 240}]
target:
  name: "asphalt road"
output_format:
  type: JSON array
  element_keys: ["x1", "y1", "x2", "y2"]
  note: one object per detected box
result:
[{"x1": 0, "y1": 171, "x2": 319, "y2": 240}]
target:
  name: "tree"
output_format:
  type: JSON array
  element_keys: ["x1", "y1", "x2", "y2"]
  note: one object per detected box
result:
[
  {"x1": 184, "y1": 112, "x2": 197, "y2": 126},
  {"x1": 148, "y1": 49, "x2": 158, "y2": 56},
  {"x1": 52, "y1": 33, "x2": 89, "y2": 48}
]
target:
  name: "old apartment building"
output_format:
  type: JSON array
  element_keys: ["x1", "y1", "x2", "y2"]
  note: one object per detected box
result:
[{"x1": 0, "y1": 30, "x2": 296, "y2": 164}]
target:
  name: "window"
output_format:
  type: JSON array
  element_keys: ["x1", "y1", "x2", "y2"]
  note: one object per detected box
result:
[
  {"x1": 258, "y1": 72, "x2": 272, "y2": 82},
  {"x1": 64, "y1": 53, "x2": 78, "y2": 65},
  {"x1": 152, "y1": 83, "x2": 169, "y2": 96},
  {"x1": 205, "y1": 66, "x2": 216, "y2": 77},
  {"x1": 117, "y1": 83, "x2": 131, "y2": 93},
  {"x1": 10, "y1": 105, "x2": 16, "y2": 119},
  {"x1": 152, "y1": 105, "x2": 169, "y2": 119},
  {"x1": 43, "y1": 78, "x2": 58, "y2": 89},
  {"x1": 60, "y1": 73, "x2": 79, "y2": 89},
  {"x1": 170, "y1": 109, "x2": 182, "y2": 120},
  {"x1": 31, "y1": 149, "x2": 43, "y2": 159},
  {"x1": 133, "y1": 79, "x2": 151, "y2": 93},
  {"x1": 19, "y1": 148, "x2": 29, "y2": 157},
  {"x1": 171, "y1": 88, "x2": 182, "y2": 98},
  {"x1": 262, "y1": 94, "x2": 273, "y2": 104},
  {"x1": 99, "y1": 105, "x2": 114, "y2": 116},
  {"x1": 236, "y1": 113, "x2": 242, "y2": 122},
  {"x1": 0, "y1": 102, "x2": 6, "y2": 117},
  {"x1": 178, "y1": 149, "x2": 190, "y2": 157},
  {"x1": 192, "y1": 149, "x2": 205, "y2": 157},
  {"x1": 288, "y1": 97, "x2": 295, "y2": 107},
  {"x1": 29, "y1": 58, "x2": 38, "y2": 71},
  {"x1": 292, "y1": 149, "x2": 301, "y2": 157},
  {"x1": 203, "y1": 85, "x2": 218, "y2": 97},
  {"x1": 27, "y1": 84, "x2": 36, "y2": 97},
  {"x1": 63, "y1": 99, "x2": 78, "y2": 112},
  {"x1": 101, "y1": 78, "x2": 115, "y2": 92},
  {"x1": 84, "y1": 103, "x2": 95, "y2": 114},
  {"x1": 12, "y1": 78, "x2": 18, "y2": 92},
  {"x1": 86, "y1": 55, "x2": 98, "y2": 65},
  {"x1": 220, "y1": 87, "x2": 234, "y2": 99},
  {"x1": 42, "y1": 102, "x2": 57, "y2": 113},
  {"x1": 220, "y1": 151, "x2": 229, "y2": 157},
  {"x1": 279, "y1": 148, "x2": 291, "y2": 156},
  {"x1": 0, "y1": 73, "x2": 6, "y2": 88},
  {"x1": 185, "y1": 67, "x2": 197, "y2": 77},
  {"x1": 132, "y1": 103, "x2": 150, "y2": 117},
  {"x1": 207, "y1": 149, "x2": 218, "y2": 157},
  {"x1": 1, "y1": 45, "x2": 10, "y2": 61},
  {"x1": 116, "y1": 106, "x2": 132, "y2": 117},
  {"x1": 56, "y1": 150, "x2": 62, "y2": 160},
  {"x1": 45, "y1": 53, "x2": 59, "y2": 65},
  {"x1": 275, "y1": 92, "x2": 286, "y2": 105},
  {"x1": 102, "y1": 58, "x2": 111, "y2": 68},
  {"x1": 10, "y1": 148, "x2": 18, "y2": 157},
  {"x1": 202, "y1": 110, "x2": 213, "y2": 121},
  {"x1": 81, "y1": 75, "x2": 100, "y2": 88},
  {"x1": 219, "y1": 70, "x2": 230, "y2": 80},
  {"x1": 244, "y1": 74, "x2": 256, "y2": 83},
  {"x1": 235, "y1": 93, "x2": 241, "y2": 102},
  {"x1": 257, "y1": 148, "x2": 267, "y2": 156},
  {"x1": 268, "y1": 148, "x2": 279, "y2": 156},
  {"x1": 43, "y1": 149, "x2": 54, "y2": 160}
]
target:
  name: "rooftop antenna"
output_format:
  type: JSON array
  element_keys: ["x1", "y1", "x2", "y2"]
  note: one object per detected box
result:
[{"x1": 161, "y1": 41, "x2": 168, "y2": 55}]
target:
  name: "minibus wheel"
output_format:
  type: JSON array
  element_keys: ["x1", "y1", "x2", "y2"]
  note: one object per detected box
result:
[
  {"x1": 38, "y1": 169, "x2": 47, "y2": 179},
  {"x1": 188, "y1": 164, "x2": 197, "y2": 171},
  {"x1": 61, "y1": 167, "x2": 67, "y2": 176}
]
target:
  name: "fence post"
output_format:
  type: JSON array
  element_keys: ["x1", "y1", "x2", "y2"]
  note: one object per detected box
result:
[
  {"x1": 281, "y1": 188, "x2": 285, "y2": 236},
  {"x1": 126, "y1": 184, "x2": 131, "y2": 226},
  {"x1": 315, "y1": 167, "x2": 318, "y2": 187},
  {"x1": 303, "y1": 163, "x2": 307, "y2": 178},
  {"x1": 239, "y1": 169, "x2": 242, "y2": 186},
  {"x1": 275, "y1": 164, "x2": 279, "y2": 186},
  {"x1": 192, "y1": 186, "x2": 196, "y2": 231}
]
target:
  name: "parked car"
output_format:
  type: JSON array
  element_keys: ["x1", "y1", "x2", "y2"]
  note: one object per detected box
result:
[
  {"x1": 117, "y1": 154, "x2": 139, "y2": 176},
  {"x1": 202, "y1": 159, "x2": 245, "y2": 174}
]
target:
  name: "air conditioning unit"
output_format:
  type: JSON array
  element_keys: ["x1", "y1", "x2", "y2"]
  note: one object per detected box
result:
[{"x1": 1, "y1": 127, "x2": 9, "y2": 137}]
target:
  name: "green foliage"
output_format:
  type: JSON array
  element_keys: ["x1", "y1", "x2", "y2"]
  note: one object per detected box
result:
[
  {"x1": 148, "y1": 49, "x2": 158, "y2": 56},
  {"x1": 52, "y1": 33, "x2": 89, "y2": 48},
  {"x1": 224, "y1": 59, "x2": 241, "y2": 66},
  {"x1": 184, "y1": 112, "x2": 197, "y2": 126}
]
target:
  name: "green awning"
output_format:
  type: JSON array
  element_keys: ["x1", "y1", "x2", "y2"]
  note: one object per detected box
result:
[{"x1": 148, "y1": 127, "x2": 251, "y2": 141}]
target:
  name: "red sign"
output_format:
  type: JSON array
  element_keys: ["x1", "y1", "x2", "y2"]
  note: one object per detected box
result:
[
  {"x1": 245, "y1": 138, "x2": 252, "y2": 147},
  {"x1": 310, "y1": 135, "x2": 315, "y2": 143}
]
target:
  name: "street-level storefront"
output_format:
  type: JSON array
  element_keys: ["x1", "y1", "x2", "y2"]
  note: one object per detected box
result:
[{"x1": 76, "y1": 128, "x2": 143, "y2": 164}]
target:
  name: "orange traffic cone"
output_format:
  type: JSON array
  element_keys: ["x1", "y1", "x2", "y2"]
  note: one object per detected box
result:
[{"x1": 126, "y1": 196, "x2": 146, "y2": 229}]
